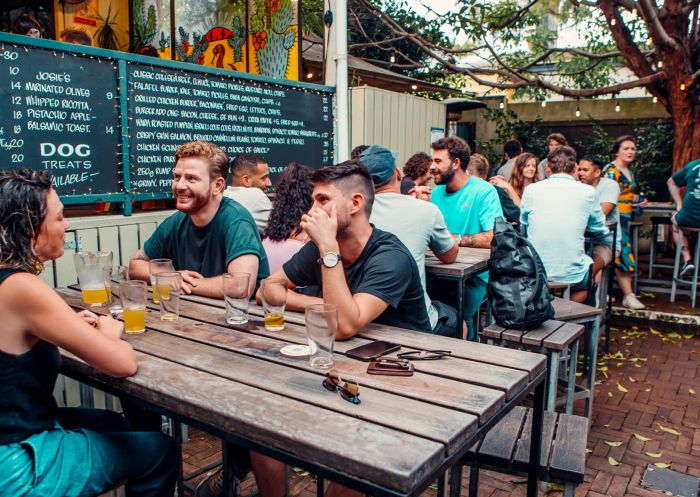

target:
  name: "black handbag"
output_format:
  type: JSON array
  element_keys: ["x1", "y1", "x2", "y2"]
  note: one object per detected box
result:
[{"x1": 487, "y1": 217, "x2": 554, "y2": 329}]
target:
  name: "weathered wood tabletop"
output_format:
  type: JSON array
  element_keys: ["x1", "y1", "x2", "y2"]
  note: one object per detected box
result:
[
  {"x1": 424, "y1": 247, "x2": 490, "y2": 278},
  {"x1": 55, "y1": 287, "x2": 547, "y2": 497}
]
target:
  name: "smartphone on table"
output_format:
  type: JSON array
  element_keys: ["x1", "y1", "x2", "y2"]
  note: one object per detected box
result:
[
  {"x1": 367, "y1": 358, "x2": 414, "y2": 376},
  {"x1": 346, "y1": 341, "x2": 400, "y2": 361}
]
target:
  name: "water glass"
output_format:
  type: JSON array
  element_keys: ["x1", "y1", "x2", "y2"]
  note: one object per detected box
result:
[
  {"x1": 154, "y1": 271, "x2": 181, "y2": 320},
  {"x1": 260, "y1": 278, "x2": 288, "y2": 331},
  {"x1": 222, "y1": 273, "x2": 251, "y2": 325},
  {"x1": 103, "y1": 265, "x2": 129, "y2": 315},
  {"x1": 119, "y1": 280, "x2": 146, "y2": 334},
  {"x1": 75, "y1": 251, "x2": 113, "y2": 307},
  {"x1": 149, "y1": 259, "x2": 173, "y2": 303},
  {"x1": 305, "y1": 304, "x2": 338, "y2": 369}
]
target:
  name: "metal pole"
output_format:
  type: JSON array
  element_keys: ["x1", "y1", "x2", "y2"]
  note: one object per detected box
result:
[{"x1": 334, "y1": 0, "x2": 349, "y2": 161}]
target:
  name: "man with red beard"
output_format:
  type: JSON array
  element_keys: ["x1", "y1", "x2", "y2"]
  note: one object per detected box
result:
[{"x1": 129, "y1": 140, "x2": 269, "y2": 298}]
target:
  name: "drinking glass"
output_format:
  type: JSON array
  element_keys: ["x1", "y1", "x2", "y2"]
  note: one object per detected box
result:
[
  {"x1": 149, "y1": 259, "x2": 173, "y2": 303},
  {"x1": 75, "y1": 251, "x2": 113, "y2": 307},
  {"x1": 222, "y1": 273, "x2": 251, "y2": 325},
  {"x1": 119, "y1": 280, "x2": 147, "y2": 334},
  {"x1": 154, "y1": 271, "x2": 181, "y2": 321},
  {"x1": 305, "y1": 304, "x2": 338, "y2": 369},
  {"x1": 260, "y1": 278, "x2": 288, "y2": 331},
  {"x1": 103, "y1": 265, "x2": 129, "y2": 315}
]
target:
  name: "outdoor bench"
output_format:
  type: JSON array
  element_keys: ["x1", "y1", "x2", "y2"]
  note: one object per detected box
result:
[{"x1": 460, "y1": 405, "x2": 588, "y2": 497}]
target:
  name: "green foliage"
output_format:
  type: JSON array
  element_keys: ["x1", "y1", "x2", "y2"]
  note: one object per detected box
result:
[
  {"x1": 633, "y1": 120, "x2": 674, "y2": 200},
  {"x1": 132, "y1": 0, "x2": 157, "y2": 51},
  {"x1": 477, "y1": 108, "x2": 548, "y2": 170},
  {"x1": 301, "y1": 0, "x2": 324, "y2": 36}
]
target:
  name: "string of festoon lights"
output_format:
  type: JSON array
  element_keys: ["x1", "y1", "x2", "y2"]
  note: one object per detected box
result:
[{"x1": 5, "y1": 40, "x2": 335, "y2": 203}]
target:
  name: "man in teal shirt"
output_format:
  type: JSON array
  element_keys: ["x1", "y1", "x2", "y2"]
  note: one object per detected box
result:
[
  {"x1": 668, "y1": 158, "x2": 700, "y2": 276},
  {"x1": 430, "y1": 136, "x2": 503, "y2": 339}
]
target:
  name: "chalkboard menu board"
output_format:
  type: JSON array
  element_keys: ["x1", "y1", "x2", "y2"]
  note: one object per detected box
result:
[
  {"x1": 127, "y1": 63, "x2": 334, "y2": 193},
  {"x1": 0, "y1": 44, "x2": 120, "y2": 196}
]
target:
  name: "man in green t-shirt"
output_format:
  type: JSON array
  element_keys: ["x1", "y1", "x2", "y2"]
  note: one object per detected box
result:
[
  {"x1": 129, "y1": 140, "x2": 269, "y2": 298},
  {"x1": 668, "y1": 158, "x2": 700, "y2": 277}
]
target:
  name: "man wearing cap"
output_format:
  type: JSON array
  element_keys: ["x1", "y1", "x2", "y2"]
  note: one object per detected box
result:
[{"x1": 360, "y1": 145, "x2": 461, "y2": 337}]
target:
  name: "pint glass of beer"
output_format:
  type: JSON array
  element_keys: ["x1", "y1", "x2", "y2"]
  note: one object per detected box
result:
[
  {"x1": 260, "y1": 278, "x2": 288, "y2": 331},
  {"x1": 119, "y1": 280, "x2": 147, "y2": 334},
  {"x1": 74, "y1": 251, "x2": 113, "y2": 307},
  {"x1": 154, "y1": 271, "x2": 181, "y2": 321}
]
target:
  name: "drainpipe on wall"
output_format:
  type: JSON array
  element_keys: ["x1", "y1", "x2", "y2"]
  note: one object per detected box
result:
[{"x1": 324, "y1": 0, "x2": 349, "y2": 162}]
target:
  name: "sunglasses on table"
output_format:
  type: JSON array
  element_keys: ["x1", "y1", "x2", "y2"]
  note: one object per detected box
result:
[
  {"x1": 322, "y1": 369, "x2": 361, "y2": 404},
  {"x1": 397, "y1": 350, "x2": 452, "y2": 361}
]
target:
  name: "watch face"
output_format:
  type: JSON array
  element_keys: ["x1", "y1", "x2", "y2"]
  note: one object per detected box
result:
[{"x1": 323, "y1": 252, "x2": 339, "y2": 267}]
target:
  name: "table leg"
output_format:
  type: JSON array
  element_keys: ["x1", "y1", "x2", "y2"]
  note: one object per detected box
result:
[
  {"x1": 173, "y1": 420, "x2": 186, "y2": 497},
  {"x1": 449, "y1": 464, "x2": 463, "y2": 497},
  {"x1": 566, "y1": 340, "x2": 579, "y2": 414},
  {"x1": 316, "y1": 476, "x2": 325, "y2": 497},
  {"x1": 527, "y1": 379, "x2": 545, "y2": 497},
  {"x1": 584, "y1": 317, "x2": 600, "y2": 419},
  {"x1": 547, "y1": 351, "x2": 560, "y2": 412},
  {"x1": 457, "y1": 278, "x2": 466, "y2": 340},
  {"x1": 437, "y1": 474, "x2": 447, "y2": 497}
]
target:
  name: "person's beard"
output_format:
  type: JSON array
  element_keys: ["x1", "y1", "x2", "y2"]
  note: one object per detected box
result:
[
  {"x1": 434, "y1": 167, "x2": 455, "y2": 185},
  {"x1": 175, "y1": 188, "x2": 210, "y2": 215}
]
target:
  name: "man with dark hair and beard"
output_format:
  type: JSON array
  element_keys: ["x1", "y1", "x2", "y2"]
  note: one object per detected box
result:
[
  {"x1": 260, "y1": 159, "x2": 431, "y2": 339},
  {"x1": 129, "y1": 140, "x2": 269, "y2": 298},
  {"x1": 429, "y1": 136, "x2": 503, "y2": 340}
]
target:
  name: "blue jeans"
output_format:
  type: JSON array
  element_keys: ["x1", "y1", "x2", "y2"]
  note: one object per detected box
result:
[
  {"x1": 463, "y1": 277, "x2": 488, "y2": 341},
  {"x1": 0, "y1": 407, "x2": 178, "y2": 497}
]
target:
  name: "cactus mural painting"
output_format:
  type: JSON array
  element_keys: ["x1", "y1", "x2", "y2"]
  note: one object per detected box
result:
[
  {"x1": 131, "y1": 0, "x2": 170, "y2": 58},
  {"x1": 250, "y1": 0, "x2": 297, "y2": 79}
]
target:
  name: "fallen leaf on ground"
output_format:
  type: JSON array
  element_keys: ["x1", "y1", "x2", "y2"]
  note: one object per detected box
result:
[
  {"x1": 644, "y1": 387, "x2": 652, "y2": 392},
  {"x1": 682, "y1": 334, "x2": 694, "y2": 340},
  {"x1": 607, "y1": 392, "x2": 613, "y2": 397},
  {"x1": 545, "y1": 483, "x2": 564, "y2": 493},
  {"x1": 575, "y1": 371, "x2": 583, "y2": 377},
  {"x1": 617, "y1": 383, "x2": 629, "y2": 393},
  {"x1": 605, "y1": 441, "x2": 624, "y2": 447},
  {"x1": 656, "y1": 424, "x2": 681, "y2": 436},
  {"x1": 634, "y1": 433, "x2": 653, "y2": 441},
  {"x1": 667, "y1": 332, "x2": 681, "y2": 340},
  {"x1": 585, "y1": 448, "x2": 593, "y2": 454},
  {"x1": 691, "y1": 349, "x2": 700, "y2": 355},
  {"x1": 510, "y1": 478, "x2": 528, "y2": 484},
  {"x1": 616, "y1": 362, "x2": 624, "y2": 367},
  {"x1": 634, "y1": 364, "x2": 643, "y2": 368},
  {"x1": 595, "y1": 380, "x2": 604, "y2": 385},
  {"x1": 650, "y1": 329, "x2": 661, "y2": 336},
  {"x1": 689, "y1": 388, "x2": 696, "y2": 395},
  {"x1": 629, "y1": 377, "x2": 636, "y2": 382},
  {"x1": 429, "y1": 483, "x2": 439, "y2": 491},
  {"x1": 645, "y1": 451, "x2": 663, "y2": 458},
  {"x1": 654, "y1": 463, "x2": 671, "y2": 469},
  {"x1": 608, "y1": 456, "x2": 620, "y2": 466}
]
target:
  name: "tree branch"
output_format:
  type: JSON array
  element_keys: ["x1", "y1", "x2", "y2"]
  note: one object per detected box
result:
[{"x1": 637, "y1": 0, "x2": 679, "y2": 50}]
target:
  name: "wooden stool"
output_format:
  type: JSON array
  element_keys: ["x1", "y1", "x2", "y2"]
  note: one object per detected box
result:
[
  {"x1": 483, "y1": 320, "x2": 584, "y2": 413},
  {"x1": 670, "y1": 225, "x2": 700, "y2": 307}
]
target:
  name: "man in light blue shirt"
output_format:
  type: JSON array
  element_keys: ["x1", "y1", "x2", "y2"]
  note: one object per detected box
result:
[
  {"x1": 430, "y1": 136, "x2": 503, "y2": 339},
  {"x1": 521, "y1": 146, "x2": 608, "y2": 303}
]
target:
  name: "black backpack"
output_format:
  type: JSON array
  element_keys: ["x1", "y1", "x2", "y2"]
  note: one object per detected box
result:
[{"x1": 487, "y1": 217, "x2": 554, "y2": 329}]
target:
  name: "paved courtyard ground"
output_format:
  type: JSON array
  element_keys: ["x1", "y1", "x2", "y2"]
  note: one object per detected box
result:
[{"x1": 181, "y1": 319, "x2": 700, "y2": 497}]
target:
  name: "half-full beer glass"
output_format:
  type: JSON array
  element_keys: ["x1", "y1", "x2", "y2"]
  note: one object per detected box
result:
[
  {"x1": 74, "y1": 251, "x2": 113, "y2": 307},
  {"x1": 119, "y1": 280, "x2": 147, "y2": 334},
  {"x1": 260, "y1": 278, "x2": 288, "y2": 331},
  {"x1": 149, "y1": 259, "x2": 173, "y2": 303}
]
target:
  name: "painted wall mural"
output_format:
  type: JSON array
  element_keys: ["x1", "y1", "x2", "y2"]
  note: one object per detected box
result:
[{"x1": 132, "y1": 0, "x2": 298, "y2": 80}]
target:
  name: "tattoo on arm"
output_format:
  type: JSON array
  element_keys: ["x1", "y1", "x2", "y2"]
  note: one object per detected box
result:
[{"x1": 464, "y1": 235, "x2": 476, "y2": 247}]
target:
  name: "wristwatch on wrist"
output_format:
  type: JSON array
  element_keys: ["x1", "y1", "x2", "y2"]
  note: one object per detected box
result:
[
  {"x1": 317, "y1": 251, "x2": 342, "y2": 268},
  {"x1": 455, "y1": 235, "x2": 462, "y2": 247}
]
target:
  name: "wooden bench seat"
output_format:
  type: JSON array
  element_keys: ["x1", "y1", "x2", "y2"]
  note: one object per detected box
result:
[{"x1": 462, "y1": 406, "x2": 588, "y2": 497}]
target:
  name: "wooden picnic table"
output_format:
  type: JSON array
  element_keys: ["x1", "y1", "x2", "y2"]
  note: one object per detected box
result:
[
  {"x1": 55, "y1": 287, "x2": 547, "y2": 497},
  {"x1": 425, "y1": 247, "x2": 491, "y2": 330}
]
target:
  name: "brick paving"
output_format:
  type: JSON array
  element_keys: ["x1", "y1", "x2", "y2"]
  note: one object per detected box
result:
[{"x1": 181, "y1": 324, "x2": 700, "y2": 497}]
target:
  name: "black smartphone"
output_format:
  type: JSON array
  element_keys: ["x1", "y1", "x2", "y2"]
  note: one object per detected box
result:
[{"x1": 346, "y1": 341, "x2": 401, "y2": 361}]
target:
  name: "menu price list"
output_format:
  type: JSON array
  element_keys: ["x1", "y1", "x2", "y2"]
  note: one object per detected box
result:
[
  {"x1": 128, "y1": 63, "x2": 334, "y2": 193},
  {"x1": 0, "y1": 45, "x2": 120, "y2": 196}
]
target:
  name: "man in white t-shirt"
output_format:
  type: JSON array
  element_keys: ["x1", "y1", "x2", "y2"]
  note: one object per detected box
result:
[
  {"x1": 578, "y1": 154, "x2": 621, "y2": 280},
  {"x1": 360, "y1": 145, "x2": 461, "y2": 337},
  {"x1": 223, "y1": 153, "x2": 272, "y2": 234}
]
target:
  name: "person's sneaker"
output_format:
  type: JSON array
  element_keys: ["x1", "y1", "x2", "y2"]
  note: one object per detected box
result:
[
  {"x1": 680, "y1": 260, "x2": 695, "y2": 279},
  {"x1": 195, "y1": 468, "x2": 241, "y2": 497},
  {"x1": 622, "y1": 294, "x2": 646, "y2": 310}
]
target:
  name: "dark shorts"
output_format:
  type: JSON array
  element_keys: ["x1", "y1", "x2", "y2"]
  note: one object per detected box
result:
[
  {"x1": 432, "y1": 300, "x2": 459, "y2": 338},
  {"x1": 570, "y1": 270, "x2": 590, "y2": 293}
]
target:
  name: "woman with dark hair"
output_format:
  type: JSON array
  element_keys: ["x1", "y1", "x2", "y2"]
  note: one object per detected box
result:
[
  {"x1": 0, "y1": 169, "x2": 178, "y2": 497},
  {"x1": 262, "y1": 162, "x2": 314, "y2": 273},
  {"x1": 490, "y1": 152, "x2": 538, "y2": 206},
  {"x1": 11, "y1": 13, "x2": 42, "y2": 38},
  {"x1": 603, "y1": 135, "x2": 648, "y2": 309}
]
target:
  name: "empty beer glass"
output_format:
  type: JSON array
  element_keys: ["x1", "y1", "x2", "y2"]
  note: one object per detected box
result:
[
  {"x1": 75, "y1": 251, "x2": 113, "y2": 307},
  {"x1": 149, "y1": 259, "x2": 173, "y2": 303},
  {"x1": 222, "y1": 272, "x2": 251, "y2": 325},
  {"x1": 154, "y1": 271, "x2": 182, "y2": 320},
  {"x1": 305, "y1": 304, "x2": 338, "y2": 369},
  {"x1": 103, "y1": 265, "x2": 129, "y2": 315}
]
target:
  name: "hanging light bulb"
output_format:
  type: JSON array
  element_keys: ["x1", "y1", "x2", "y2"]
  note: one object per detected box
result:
[
  {"x1": 390, "y1": 54, "x2": 396, "y2": 63},
  {"x1": 541, "y1": 100, "x2": 547, "y2": 108},
  {"x1": 306, "y1": 72, "x2": 313, "y2": 79},
  {"x1": 658, "y1": 60, "x2": 663, "y2": 68},
  {"x1": 615, "y1": 101, "x2": 621, "y2": 112},
  {"x1": 575, "y1": 104, "x2": 581, "y2": 117},
  {"x1": 411, "y1": 84, "x2": 418, "y2": 90},
  {"x1": 611, "y1": 18, "x2": 617, "y2": 26},
  {"x1": 499, "y1": 100, "x2": 505, "y2": 109},
  {"x1": 632, "y1": 8, "x2": 638, "y2": 17},
  {"x1": 680, "y1": 82, "x2": 686, "y2": 91},
  {"x1": 652, "y1": 96, "x2": 658, "y2": 103}
]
